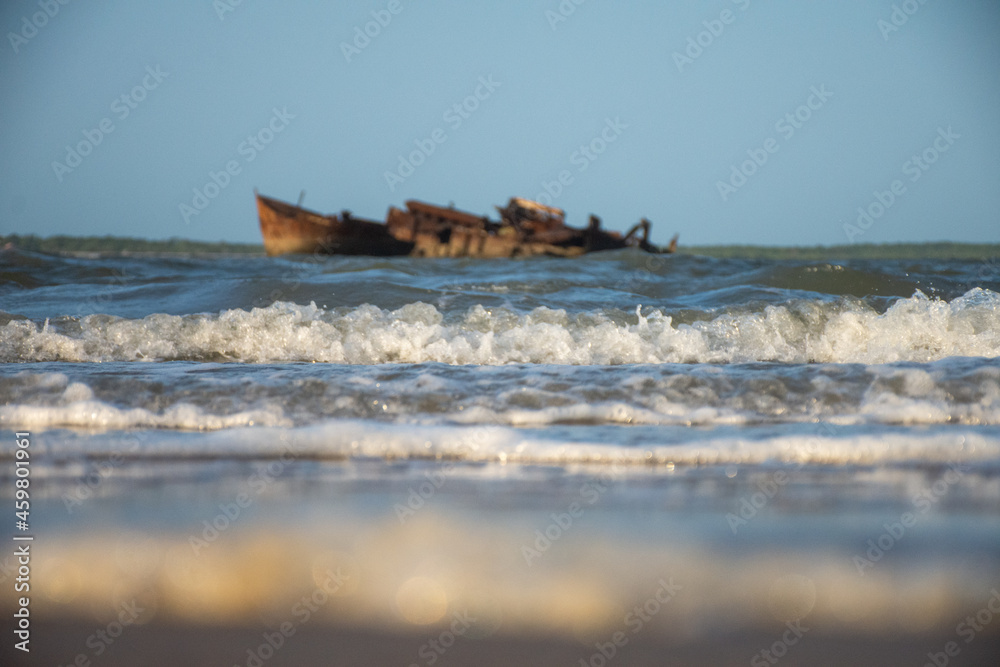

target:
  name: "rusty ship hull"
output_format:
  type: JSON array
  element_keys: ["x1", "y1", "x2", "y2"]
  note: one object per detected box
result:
[
  {"x1": 257, "y1": 193, "x2": 676, "y2": 258},
  {"x1": 256, "y1": 194, "x2": 414, "y2": 257}
]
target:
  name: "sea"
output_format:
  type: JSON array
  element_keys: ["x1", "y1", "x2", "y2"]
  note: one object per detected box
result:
[{"x1": 1, "y1": 247, "x2": 999, "y2": 665}]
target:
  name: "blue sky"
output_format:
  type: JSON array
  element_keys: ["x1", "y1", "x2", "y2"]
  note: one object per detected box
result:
[{"x1": 1, "y1": 0, "x2": 998, "y2": 246}]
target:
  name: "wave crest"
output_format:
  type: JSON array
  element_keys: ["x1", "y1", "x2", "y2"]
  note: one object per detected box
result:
[{"x1": 2, "y1": 289, "x2": 997, "y2": 365}]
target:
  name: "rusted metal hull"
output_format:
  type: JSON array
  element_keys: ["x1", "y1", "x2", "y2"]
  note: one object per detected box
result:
[
  {"x1": 256, "y1": 194, "x2": 413, "y2": 257},
  {"x1": 257, "y1": 193, "x2": 677, "y2": 258}
]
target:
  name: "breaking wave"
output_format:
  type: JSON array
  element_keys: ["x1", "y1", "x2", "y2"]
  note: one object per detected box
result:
[{"x1": 2, "y1": 289, "x2": 997, "y2": 365}]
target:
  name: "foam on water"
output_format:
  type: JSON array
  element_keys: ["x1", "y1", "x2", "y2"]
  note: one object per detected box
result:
[
  {"x1": 3, "y1": 356, "x2": 999, "y2": 431},
  {"x1": 18, "y1": 417, "x2": 998, "y2": 469},
  {"x1": 2, "y1": 289, "x2": 998, "y2": 365},
  {"x1": 4, "y1": 390, "x2": 998, "y2": 431},
  {"x1": 0, "y1": 373, "x2": 289, "y2": 430},
  {"x1": 0, "y1": 400, "x2": 289, "y2": 430}
]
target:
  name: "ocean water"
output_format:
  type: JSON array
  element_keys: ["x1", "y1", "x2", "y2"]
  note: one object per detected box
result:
[{"x1": 2, "y1": 248, "x2": 1000, "y2": 664}]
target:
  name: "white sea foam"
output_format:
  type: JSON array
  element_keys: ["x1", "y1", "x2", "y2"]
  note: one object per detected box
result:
[
  {"x1": 3, "y1": 388, "x2": 997, "y2": 432},
  {"x1": 447, "y1": 402, "x2": 751, "y2": 427},
  {"x1": 3, "y1": 357, "x2": 999, "y2": 432},
  {"x1": 22, "y1": 418, "x2": 998, "y2": 469},
  {"x1": 2, "y1": 289, "x2": 997, "y2": 365},
  {"x1": 0, "y1": 400, "x2": 289, "y2": 431}
]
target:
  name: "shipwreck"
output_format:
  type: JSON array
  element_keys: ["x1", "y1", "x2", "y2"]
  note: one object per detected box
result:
[{"x1": 256, "y1": 192, "x2": 677, "y2": 258}]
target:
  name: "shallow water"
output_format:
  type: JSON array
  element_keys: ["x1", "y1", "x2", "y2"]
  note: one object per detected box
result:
[{"x1": 2, "y1": 248, "x2": 999, "y2": 661}]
